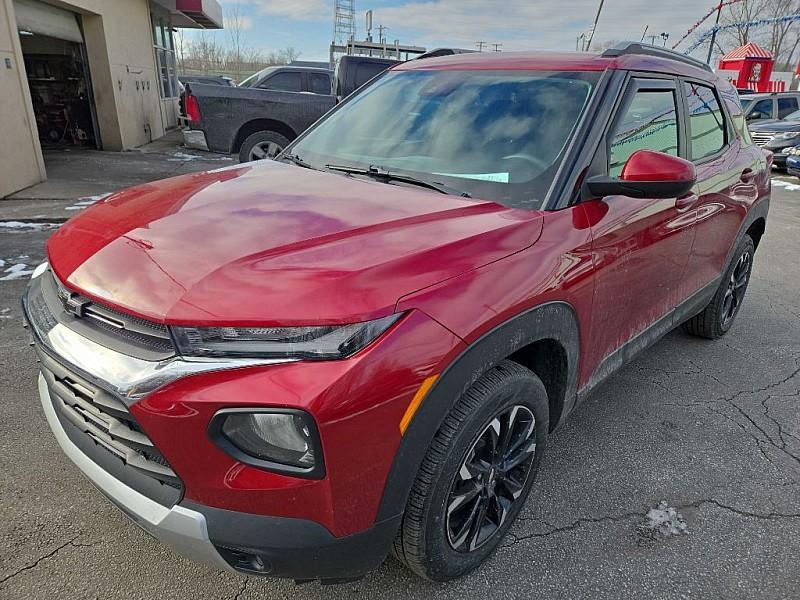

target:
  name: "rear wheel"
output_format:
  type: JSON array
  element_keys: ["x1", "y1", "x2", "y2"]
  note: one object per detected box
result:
[
  {"x1": 682, "y1": 234, "x2": 755, "y2": 339},
  {"x1": 238, "y1": 131, "x2": 290, "y2": 163},
  {"x1": 393, "y1": 360, "x2": 549, "y2": 581}
]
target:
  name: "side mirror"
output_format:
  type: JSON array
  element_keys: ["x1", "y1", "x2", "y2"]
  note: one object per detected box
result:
[
  {"x1": 747, "y1": 111, "x2": 763, "y2": 121},
  {"x1": 586, "y1": 150, "x2": 696, "y2": 200}
]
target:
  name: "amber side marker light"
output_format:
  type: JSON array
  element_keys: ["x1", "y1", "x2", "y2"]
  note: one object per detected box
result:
[{"x1": 399, "y1": 375, "x2": 438, "y2": 435}]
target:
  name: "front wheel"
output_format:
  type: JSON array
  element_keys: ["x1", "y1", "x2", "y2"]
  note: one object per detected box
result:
[
  {"x1": 393, "y1": 360, "x2": 549, "y2": 581},
  {"x1": 682, "y1": 234, "x2": 755, "y2": 339},
  {"x1": 238, "y1": 131, "x2": 290, "y2": 163}
]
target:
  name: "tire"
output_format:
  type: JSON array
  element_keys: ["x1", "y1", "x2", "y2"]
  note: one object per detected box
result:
[
  {"x1": 393, "y1": 360, "x2": 549, "y2": 581},
  {"x1": 682, "y1": 234, "x2": 755, "y2": 339},
  {"x1": 238, "y1": 131, "x2": 290, "y2": 163}
]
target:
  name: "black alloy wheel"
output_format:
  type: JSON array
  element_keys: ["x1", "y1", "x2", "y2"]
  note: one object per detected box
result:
[
  {"x1": 446, "y1": 405, "x2": 536, "y2": 552},
  {"x1": 720, "y1": 250, "x2": 752, "y2": 328}
]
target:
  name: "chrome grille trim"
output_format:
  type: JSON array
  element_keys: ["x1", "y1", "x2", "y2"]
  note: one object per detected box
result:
[
  {"x1": 750, "y1": 131, "x2": 774, "y2": 147},
  {"x1": 24, "y1": 270, "x2": 294, "y2": 405},
  {"x1": 48, "y1": 271, "x2": 175, "y2": 356},
  {"x1": 38, "y1": 350, "x2": 181, "y2": 487}
]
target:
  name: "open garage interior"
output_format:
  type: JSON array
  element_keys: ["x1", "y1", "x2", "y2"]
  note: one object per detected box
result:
[{"x1": 20, "y1": 31, "x2": 99, "y2": 149}]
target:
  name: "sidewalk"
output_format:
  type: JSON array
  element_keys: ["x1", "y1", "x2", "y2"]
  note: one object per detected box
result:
[{"x1": 0, "y1": 131, "x2": 234, "y2": 223}]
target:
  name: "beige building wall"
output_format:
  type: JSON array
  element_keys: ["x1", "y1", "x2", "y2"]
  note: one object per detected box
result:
[
  {"x1": 0, "y1": 0, "x2": 180, "y2": 197},
  {"x1": 0, "y1": 0, "x2": 46, "y2": 198}
]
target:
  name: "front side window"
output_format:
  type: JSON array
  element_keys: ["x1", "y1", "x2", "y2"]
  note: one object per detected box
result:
[
  {"x1": 748, "y1": 98, "x2": 773, "y2": 120},
  {"x1": 292, "y1": 70, "x2": 599, "y2": 209},
  {"x1": 259, "y1": 72, "x2": 302, "y2": 92},
  {"x1": 684, "y1": 82, "x2": 726, "y2": 161},
  {"x1": 609, "y1": 89, "x2": 678, "y2": 177}
]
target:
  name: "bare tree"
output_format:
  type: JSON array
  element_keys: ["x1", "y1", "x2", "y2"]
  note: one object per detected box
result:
[{"x1": 717, "y1": 0, "x2": 800, "y2": 66}]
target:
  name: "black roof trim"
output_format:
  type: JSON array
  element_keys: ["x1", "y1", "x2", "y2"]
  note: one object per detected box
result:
[{"x1": 602, "y1": 41, "x2": 713, "y2": 73}]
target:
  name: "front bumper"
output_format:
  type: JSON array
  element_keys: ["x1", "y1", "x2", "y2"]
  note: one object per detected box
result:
[
  {"x1": 38, "y1": 372, "x2": 399, "y2": 580},
  {"x1": 36, "y1": 372, "x2": 232, "y2": 572}
]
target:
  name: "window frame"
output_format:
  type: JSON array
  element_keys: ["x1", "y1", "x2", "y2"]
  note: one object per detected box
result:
[
  {"x1": 606, "y1": 78, "x2": 683, "y2": 177},
  {"x1": 679, "y1": 78, "x2": 733, "y2": 165},
  {"x1": 151, "y1": 14, "x2": 178, "y2": 99}
]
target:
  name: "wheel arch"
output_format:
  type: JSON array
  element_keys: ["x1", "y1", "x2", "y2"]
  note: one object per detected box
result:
[
  {"x1": 376, "y1": 301, "x2": 580, "y2": 523},
  {"x1": 232, "y1": 119, "x2": 297, "y2": 154}
]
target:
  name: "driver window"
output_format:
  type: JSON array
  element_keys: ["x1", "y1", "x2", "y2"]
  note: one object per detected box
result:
[{"x1": 609, "y1": 89, "x2": 679, "y2": 178}]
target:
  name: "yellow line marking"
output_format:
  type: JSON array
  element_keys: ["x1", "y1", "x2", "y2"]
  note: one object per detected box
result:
[{"x1": 399, "y1": 375, "x2": 438, "y2": 435}]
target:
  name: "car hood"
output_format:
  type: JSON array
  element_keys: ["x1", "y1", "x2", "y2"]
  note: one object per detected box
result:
[
  {"x1": 749, "y1": 121, "x2": 800, "y2": 132},
  {"x1": 48, "y1": 161, "x2": 544, "y2": 326}
]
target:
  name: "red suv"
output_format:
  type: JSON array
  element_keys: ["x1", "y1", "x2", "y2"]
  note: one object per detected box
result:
[{"x1": 23, "y1": 43, "x2": 770, "y2": 583}]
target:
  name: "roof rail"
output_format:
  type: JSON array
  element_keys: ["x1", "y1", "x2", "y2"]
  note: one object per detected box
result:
[{"x1": 602, "y1": 41, "x2": 713, "y2": 73}]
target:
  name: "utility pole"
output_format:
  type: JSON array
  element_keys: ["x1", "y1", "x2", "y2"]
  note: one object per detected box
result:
[
  {"x1": 492, "y1": 43, "x2": 503, "y2": 52},
  {"x1": 476, "y1": 41, "x2": 487, "y2": 51},
  {"x1": 641, "y1": 24, "x2": 649, "y2": 42},
  {"x1": 377, "y1": 24, "x2": 387, "y2": 44},
  {"x1": 648, "y1": 35, "x2": 658, "y2": 45},
  {"x1": 706, "y1": 2, "x2": 723, "y2": 65},
  {"x1": 584, "y1": 0, "x2": 605, "y2": 51}
]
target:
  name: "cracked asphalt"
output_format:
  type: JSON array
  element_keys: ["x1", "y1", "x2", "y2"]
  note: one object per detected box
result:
[{"x1": 1, "y1": 179, "x2": 799, "y2": 600}]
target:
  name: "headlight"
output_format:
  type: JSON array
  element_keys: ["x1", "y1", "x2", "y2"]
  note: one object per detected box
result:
[
  {"x1": 210, "y1": 409, "x2": 324, "y2": 477},
  {"x1": 787, "y1": 146, "x2": 800, "y2": 156},
  {"x1": 779, "y1": 131, "x2": 800, "y2": 140},
  {"x1": 171, "y1": 314, "x2": 401, "y2": 360}
]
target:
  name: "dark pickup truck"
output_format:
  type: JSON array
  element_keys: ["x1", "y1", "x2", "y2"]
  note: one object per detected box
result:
[{"x1": 183, "y1": 58, "x2": 397, "y2": 162}]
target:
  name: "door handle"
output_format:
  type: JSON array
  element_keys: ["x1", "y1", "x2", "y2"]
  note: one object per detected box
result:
[
  {"x1": 675, "y1": 194, "x2": 697, "y2": 211},
  {"x1": 740, "y1": 168, "x2": 757, "y2": 183}
]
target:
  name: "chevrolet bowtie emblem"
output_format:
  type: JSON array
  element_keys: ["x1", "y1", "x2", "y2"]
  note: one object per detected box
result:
[{"x1": 58, "y1": 287, "x2": 88, "y2": 318}]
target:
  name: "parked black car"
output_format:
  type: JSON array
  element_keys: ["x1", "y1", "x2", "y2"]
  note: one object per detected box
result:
[
  {"x1": 749, "y1": 109, "x2": 800, "y2": 168},
  {"x1": 184, "y1": 58, "x2": 397, "y2": 162}
]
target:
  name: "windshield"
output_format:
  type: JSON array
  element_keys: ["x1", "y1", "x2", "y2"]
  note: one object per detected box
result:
[{"x1": 290, "y1": 69, "x2": 599, "y2": 209}]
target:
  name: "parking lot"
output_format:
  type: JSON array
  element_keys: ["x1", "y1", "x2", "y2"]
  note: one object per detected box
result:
[{"x1": 0, "y1": 177, "x2": 798, "y2": 600}]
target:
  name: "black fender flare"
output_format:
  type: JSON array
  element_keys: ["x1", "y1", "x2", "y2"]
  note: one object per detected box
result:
[{"x1": 375, "y1": 301, "x2": 580, "y2": 522}]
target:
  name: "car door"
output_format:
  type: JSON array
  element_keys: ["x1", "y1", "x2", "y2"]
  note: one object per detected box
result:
[
  {"x1": 583, "y1": 77, "x2": 696, "y2": 367},
  {"x1": 679, "y1": 79, "x2": 762, "y2": 294}
]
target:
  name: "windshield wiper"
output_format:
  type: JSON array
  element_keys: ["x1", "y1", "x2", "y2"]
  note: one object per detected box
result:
[
  {"x1": 280, "y1": 153, "x2": 318, "y2": 170},
  {"x1": 325, "y1": 164, "x2": 472, "y2": 197}
]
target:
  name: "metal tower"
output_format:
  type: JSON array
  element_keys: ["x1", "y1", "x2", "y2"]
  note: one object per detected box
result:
[{"x1": 333, "y1": 0, "x2": 356, "y2": 45}]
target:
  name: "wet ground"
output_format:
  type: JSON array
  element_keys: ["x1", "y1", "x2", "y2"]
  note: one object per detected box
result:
[{"x1": 0, "y1": 177, "x2": 798, "y2": 599}]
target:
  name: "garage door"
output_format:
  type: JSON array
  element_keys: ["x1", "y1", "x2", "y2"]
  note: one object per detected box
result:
[{"x1": 14, "y1": 0, "x2": 83, "y2": 43}]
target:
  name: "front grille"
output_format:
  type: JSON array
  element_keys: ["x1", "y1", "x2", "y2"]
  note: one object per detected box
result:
[
  {"x1": 751, "y1": 131, "x2": 774, "y2": 147},
  {"x1": 38, "y1": 270, "x2": 175, "y2": 360},
  {"x1": 37, "y1": 349, "x2": 183, "y2": 505}
]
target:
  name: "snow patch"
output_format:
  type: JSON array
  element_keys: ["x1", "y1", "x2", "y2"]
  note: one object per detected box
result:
[
  {"x1": 638, "y1": 501, "x2": 688, "y2": 538},
  {"x1": 0, "y1": 263, "x2": 33, "y2": 281},
  {"x1": 168, "y1": 151, "x2": 233, "y2": 162},
  {"x1": 0, "y1": 221, "x2": 60, "y2": 231},
  {"x1": 65, "y1": 192, "x2": 112, "y2": 211},
  {"x1": 773, "y1": 178, "x2": 800, "y2": 192},
  {"x1": 0, "y1": 308, "x2": 11, "y2": 319}
]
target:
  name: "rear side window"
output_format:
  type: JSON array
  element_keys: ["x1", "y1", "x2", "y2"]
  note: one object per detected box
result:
[
  {"x1": 609, "y1": 90, "x2": 679, "y2": 177},
  {"x1": 309, "y1": 73, "x2": 331, "y2": 95},
  {"x1": 778, "y1": 97, "x2": 799, "y2": 119},
  {"x1": 259, "y1": 72, "x2": 302, "y2": 92},
  {"x1": 684, "y1": 82, "x2": 727, "y2": 161}
]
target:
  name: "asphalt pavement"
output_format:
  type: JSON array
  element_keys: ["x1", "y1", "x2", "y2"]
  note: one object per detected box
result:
[{"x1": 1, "y1": 177, "x2": 798, "y2": 600}]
